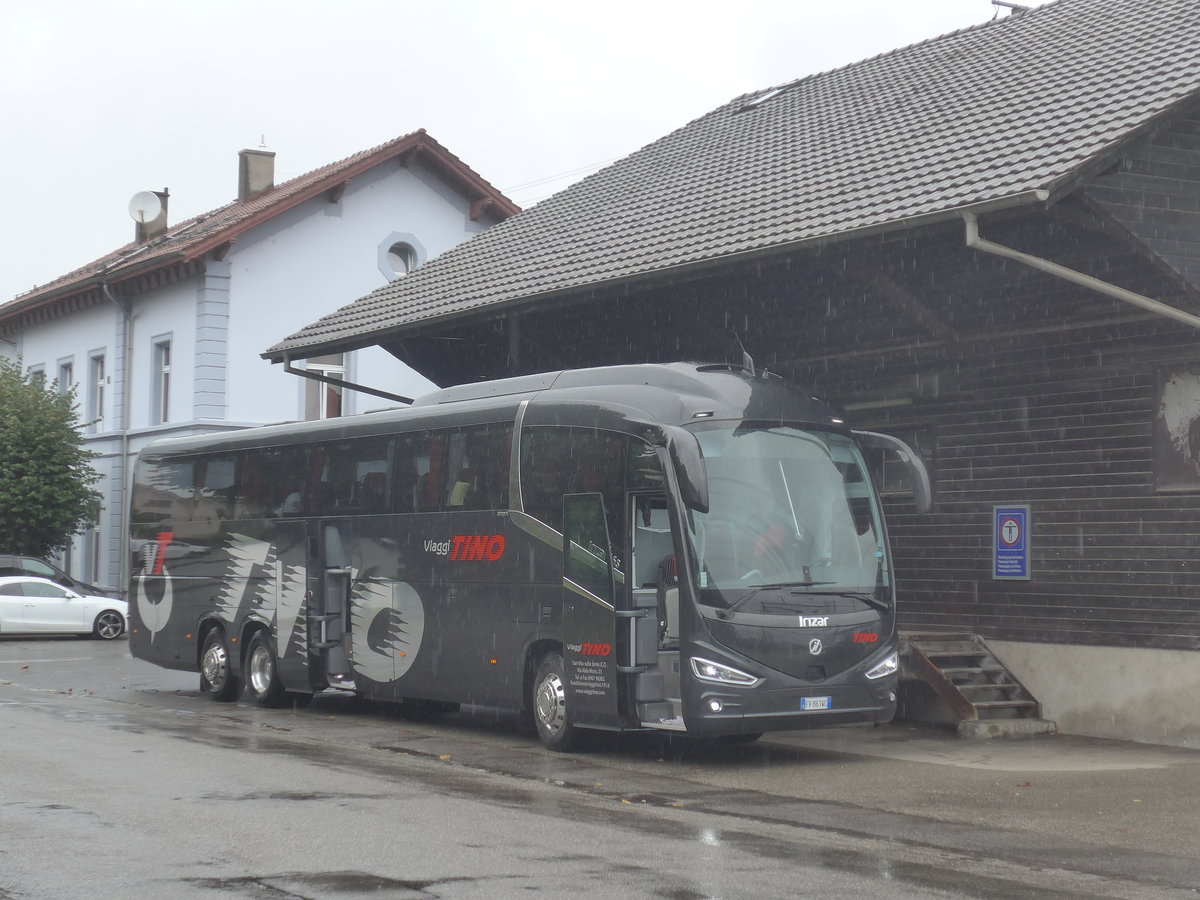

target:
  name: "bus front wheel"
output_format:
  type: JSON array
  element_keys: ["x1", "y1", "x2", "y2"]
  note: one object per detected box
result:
[
  {"x1": 246, "y1": 631, "x2": 288, "y2": 708},
  {"x1": 200, "y1": 630, "x2": 240, "y2": 702},
  {"x1": 532, "y1": 653, "x2": 577, "y2": 752}
]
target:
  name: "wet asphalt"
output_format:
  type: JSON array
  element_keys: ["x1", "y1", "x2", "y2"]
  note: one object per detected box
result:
[{"x1": 3, "y1": 635, "x2": 1199, "y2": 898}]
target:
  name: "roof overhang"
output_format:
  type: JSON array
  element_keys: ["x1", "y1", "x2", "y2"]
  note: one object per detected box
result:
[{"x1": 262, "y1": 188, "x2": 1055, "y2": 365}]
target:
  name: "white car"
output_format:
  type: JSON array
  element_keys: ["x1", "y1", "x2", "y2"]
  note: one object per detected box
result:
[{"x1": 0, "y1": 576, "x2": 127, "y2": 640}]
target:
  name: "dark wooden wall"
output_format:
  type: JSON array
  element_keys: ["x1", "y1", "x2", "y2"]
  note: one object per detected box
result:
[{"x1": 391, "y1": 123, "x2": 1200, "y2": 653}]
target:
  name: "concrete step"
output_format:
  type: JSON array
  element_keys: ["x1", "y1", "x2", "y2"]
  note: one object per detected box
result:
[{"x1": 958, "y1": 717, "x2": 1057, "y2": 740}]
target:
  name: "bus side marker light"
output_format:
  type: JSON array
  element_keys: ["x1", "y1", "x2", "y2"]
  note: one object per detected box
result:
[{"x1": 488, "y1": 658, "x2": 498, "y2": 665}]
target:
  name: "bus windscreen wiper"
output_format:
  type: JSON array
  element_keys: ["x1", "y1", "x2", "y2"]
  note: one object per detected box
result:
[
  {"x1": 725, "y1": 581, "x2": 836, "y2": 615},
  {"x1": 802, "y1": 589, "x2": 890, "y2": 613}
]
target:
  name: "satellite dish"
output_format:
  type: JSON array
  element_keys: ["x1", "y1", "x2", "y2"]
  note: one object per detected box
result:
[{"x1": 128, "y1": 191, "x2": 163, "y2": 224}]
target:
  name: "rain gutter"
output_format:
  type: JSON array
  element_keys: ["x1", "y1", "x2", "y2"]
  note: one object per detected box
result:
[
  {"x1": 282, "y1": 355, "x2": 415, "y2": 406},
  {"x1": 963, "y1": 210, "x2": 1200, "y2": 331}
]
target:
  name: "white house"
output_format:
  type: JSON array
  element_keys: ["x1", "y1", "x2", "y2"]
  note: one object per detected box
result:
[{"x1": 0, "y1": 131, "x2": 517, "y2": 595}]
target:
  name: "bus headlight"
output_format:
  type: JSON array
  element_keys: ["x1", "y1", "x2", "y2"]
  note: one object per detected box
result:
[
  {"x1": 865, "y1": 653, "x2": 899, "y2": 680},
  {"x1": 690, "y1": 657, "x2": 762, "y2": 687}
]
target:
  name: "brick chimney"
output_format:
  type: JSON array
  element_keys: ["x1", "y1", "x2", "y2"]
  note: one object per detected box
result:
[
  {"x1": 238, "y1": 148, "x2": 276, "y2": 200},
  {"x1": 134, "y1": 189, "x2": 169, "y2": 243}
]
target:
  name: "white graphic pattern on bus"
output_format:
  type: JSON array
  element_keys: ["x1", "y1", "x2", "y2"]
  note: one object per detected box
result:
[
  {"x1": 213, "y1": 534, "x2": 272, "y2": 622},
  {"x1": 275, "y1": 559, "x2": 307, "y2": 661},
  {"x1": 349, "y1": 580, "x2": 424, "y2": 683},
  {"x1": 135, "y1": 565, "x2": 173, "y2": 639}
]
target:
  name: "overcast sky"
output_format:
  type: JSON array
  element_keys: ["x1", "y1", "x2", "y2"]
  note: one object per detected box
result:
[{"x1": 1, "y1": 0, "x2": 1047, "y2": 304}]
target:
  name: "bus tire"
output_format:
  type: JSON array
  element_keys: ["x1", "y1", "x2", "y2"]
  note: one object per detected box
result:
[
  {"x1": 200, "y1": 630, "x2": 240, "y2": 702},
  {"x1": 532, "y1": 652, "x2": 577, "y2": 752},
  {"x1": 246, "y1": 631, "x2": 288, "y2": 708}
]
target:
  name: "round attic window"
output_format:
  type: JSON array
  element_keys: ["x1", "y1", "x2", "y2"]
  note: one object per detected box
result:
[{"x1": 387, "y1": 242, "x2": 417, "y2": 276}]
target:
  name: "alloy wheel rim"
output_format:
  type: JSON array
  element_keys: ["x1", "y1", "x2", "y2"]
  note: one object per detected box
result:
[
  {"x1": 535, "y1": 672, "x2": 566, "y2": 734},
  {"x1": 97, "y1": 613, "x2": 123, "y2": 639},
  {"x1": 202, "y1": 642, "x2": 228, "y2": 686},
  {"x1": 249, "y1": 646, "x2": 272, "y2": 695}
]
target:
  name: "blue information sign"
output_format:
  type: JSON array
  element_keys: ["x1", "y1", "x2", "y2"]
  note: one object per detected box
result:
[{"x1": 993, "y1": 505, "x2": 1031, "y2": 580}]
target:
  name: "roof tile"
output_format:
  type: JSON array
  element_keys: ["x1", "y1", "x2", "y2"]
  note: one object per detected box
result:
[
  {"x1": 268, "y1": 0, "x2": 1200, "y2": 360},
  {"x1": 1, "y1": 131, "x2": 516, "y2": 319}
]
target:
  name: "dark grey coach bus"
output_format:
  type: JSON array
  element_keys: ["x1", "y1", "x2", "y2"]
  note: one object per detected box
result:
[{"x1": 128, "y1": 362, "x2": 929, "y2": 750}]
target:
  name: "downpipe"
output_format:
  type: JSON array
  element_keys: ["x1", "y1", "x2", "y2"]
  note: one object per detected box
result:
[
  {"x1": 962, "y1": 212, "x2": 1200, "y2": 331},
  {"x1": 102, "y1": 280, "x2": 132, "y2": 600}
]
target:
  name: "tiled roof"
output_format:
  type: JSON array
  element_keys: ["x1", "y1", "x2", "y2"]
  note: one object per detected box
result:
[
  {"x1": 265, "y1": 0, "x2": 1200, "y2": 362},
  {"x1": 0, "y1": 131, "x2": 517, "y2": 320}
]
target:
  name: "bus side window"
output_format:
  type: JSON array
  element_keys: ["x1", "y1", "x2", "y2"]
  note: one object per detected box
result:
[
  {"x1": 627, "y1": 439, "x2": 666, "y2": 491},
  {"x1": 266, "y1": 447, "x2": 310, "y2": 517},
  {"x1": 234, "y1": 450, "x2": 268, "y2": 519},
  {"x1": 234, "y1": 448, "x2": 309, "y2": 518},
  {"x1": 393, "y1": 433, "x2": 421, "y2": 514},
  {"x1": 445, "y1": 424, "x2": 513, "y2": 511},
  {"x1": 573, "y1": 429, "x2": 627, "y2": 570},
  {"x1": 521, "y1": 426, "x2": 626, "y2": 554},
  {"x1": 198, "y1": 457, "x2": 236, "y2": 521},
  {"x1": 444, "y1": 429, "x2": 474, "y2": 508},
  {"x1": 520, "y1": 426, "x2": 572, "y2": 530},
  {"x1": 131, "y1": 457, "x2": 196, "y2": 525},
  {"x1": 314, "y1": 437, "x2": 391, "y2": 516},
  {"x1": 401, "y1": 430, "x2": 444, "y2": 513}
]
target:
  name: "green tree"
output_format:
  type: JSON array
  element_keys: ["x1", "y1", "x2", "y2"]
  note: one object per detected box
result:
[{"x1": 0, "y1": 356, "x2": 102, "y2": 556}]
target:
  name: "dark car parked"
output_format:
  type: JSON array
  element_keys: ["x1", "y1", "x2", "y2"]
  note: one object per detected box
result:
[{"x1": 0, "y1": 554, "x2": 111, "y2": 598}]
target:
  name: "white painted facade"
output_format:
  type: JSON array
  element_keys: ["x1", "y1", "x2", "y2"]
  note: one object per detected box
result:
[{"x1": 2, "y1": 151, "x2": 504, "y2": 594}]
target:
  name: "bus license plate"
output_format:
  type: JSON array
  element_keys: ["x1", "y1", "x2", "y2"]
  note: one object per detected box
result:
[{"x1": 801, "y1": 696, "x2": 831, "y2": 711}]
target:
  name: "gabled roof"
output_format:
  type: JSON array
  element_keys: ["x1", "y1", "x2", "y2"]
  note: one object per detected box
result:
[
  {"x1": 0, "y1": 131, "x2": 518, "y2": 324},
  {"x1": 265, "y1": 0, "x2": 1200, "y2": 363}
]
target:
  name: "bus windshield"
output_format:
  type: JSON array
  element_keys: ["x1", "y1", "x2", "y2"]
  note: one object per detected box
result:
[{"x1": 688, "y1": 425, "x2": 888, "y2": 610}]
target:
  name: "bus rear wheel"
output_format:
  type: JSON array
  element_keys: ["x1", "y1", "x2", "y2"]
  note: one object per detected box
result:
[
  {"x1": 200, "y1": 630, "x2": 240, "y2": 702},
  {"x1": 246, "y1": 631, "x2": 288, "y2": 708},
  {"x1": 532, "y1": 652, "x2": 577, "y2": 752}
]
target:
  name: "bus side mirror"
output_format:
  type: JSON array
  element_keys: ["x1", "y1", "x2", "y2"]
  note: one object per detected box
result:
[
  {"x1": 853, "y1": 431, "x2": 932, "y2": 514},
  {"x1": 664, "y1": 427, "x2": 710, "y2": 514}
]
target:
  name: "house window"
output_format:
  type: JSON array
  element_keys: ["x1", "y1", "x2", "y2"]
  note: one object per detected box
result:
[
  {"x1": 377, "y1": 233, "x2": 426, "y2": 282},
  {"x1": 304, "y1": 353, "x2": 345, "y2": 420},
  {"x1": 57, "y1": 360, "x2": 73, "y2": 395},
  {"x1": 152, "y1": 339, "x2": 171, "y2": 424},
  {"x1": 88, "y1": 353, "x2": 106, "y2": 431},
  {"x1": 387, "y1": 242, "x2": 417, "y2": 276},
  {"x1": 28, "y1": 365, "x2": 45, "y2": 384},
  {"x1": 83, "y1": 523, "x2": 102, "y2": 585}
]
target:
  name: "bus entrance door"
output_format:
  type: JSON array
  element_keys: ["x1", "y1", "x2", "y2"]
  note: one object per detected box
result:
[
  {"x1": 312, "y1": 523, "x2": 353, "y2": 686},
  {"x1": 631, "y1": 493, "x2": 681, "y2": 730},
  {"x1": 561, "y1": 493, "x2": 621, "y2": 728}
]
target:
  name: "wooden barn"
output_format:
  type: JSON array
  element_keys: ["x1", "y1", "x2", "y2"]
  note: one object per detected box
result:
[{"x1": 266, "y1": 0, "x2": 1200, "y2": 746}]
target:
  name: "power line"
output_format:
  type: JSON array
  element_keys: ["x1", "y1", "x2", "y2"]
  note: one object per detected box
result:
[{"x1": 503, "y1": 156, "x2": 621, "y2": 193}]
